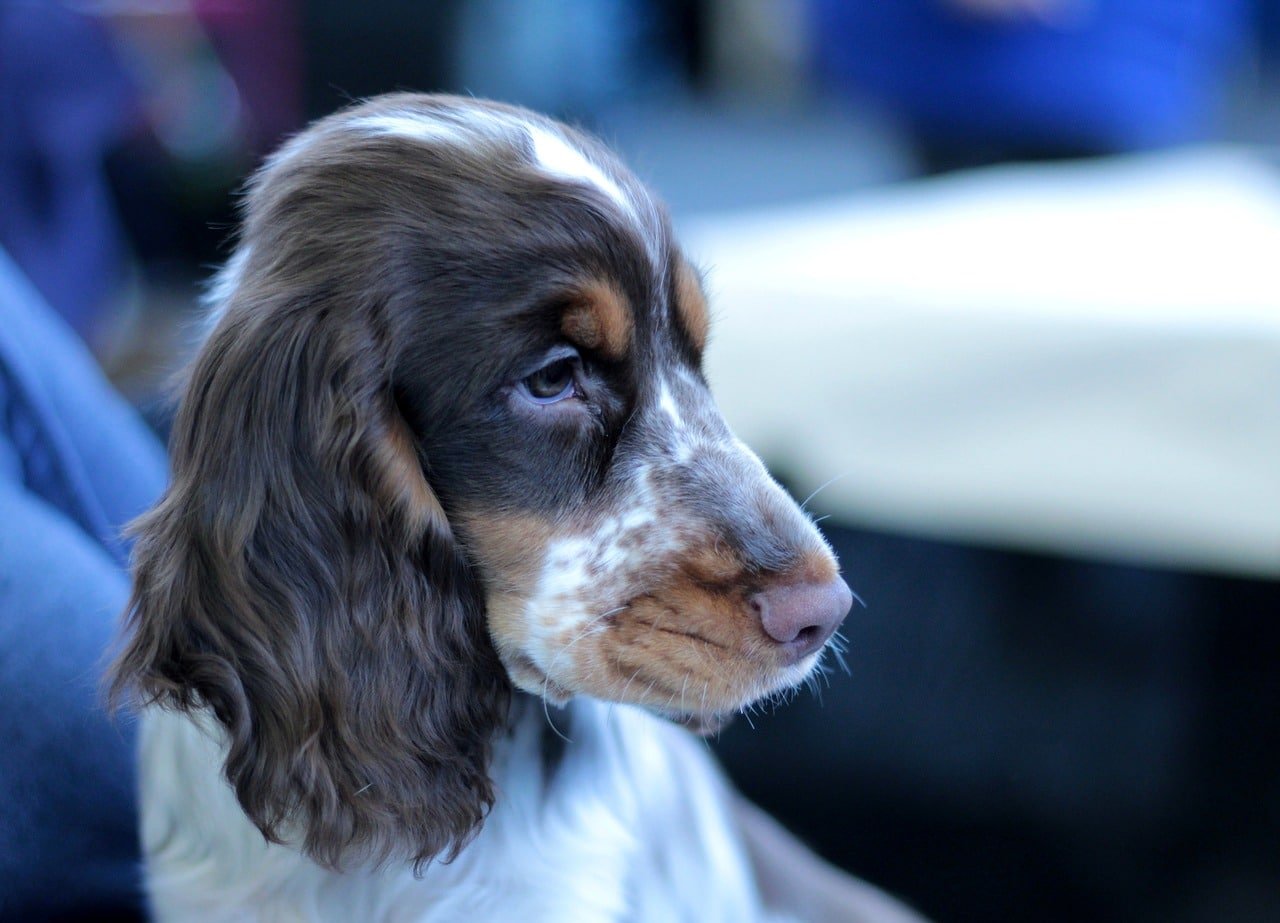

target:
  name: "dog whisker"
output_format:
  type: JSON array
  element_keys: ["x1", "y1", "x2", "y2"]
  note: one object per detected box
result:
[
  {"x1": 110, "y1": 91, "x2": 897, "y2": 921},
  {"x1": 799, "y1": 470, "x2": 853, "y2": 513}
]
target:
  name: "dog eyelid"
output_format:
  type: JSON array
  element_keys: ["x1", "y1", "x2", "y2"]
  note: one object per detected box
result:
[
  {"x1": 522, "y1": 360, "x2": 576, "y2": 403},
  {"x1": 517, "y1": 347, "x2": 584, "y2": 406}
]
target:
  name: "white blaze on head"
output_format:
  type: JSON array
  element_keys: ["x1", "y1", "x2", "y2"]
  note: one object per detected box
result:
[
  {"x1": 525, "y1": 125, "x2": 634, "y2": 217},
  {"x1": 349, "y1": 103, "x2": 659, "y2": 264},
  {"x1": 525, "y1": 125, "x2": 662, "y2": 268},
  {"x1": 353, "y1": 108, "x2": 633, "y2": 216},
  {"x1": 351, "y1": 113, "x2": 469, "y2": 145}
]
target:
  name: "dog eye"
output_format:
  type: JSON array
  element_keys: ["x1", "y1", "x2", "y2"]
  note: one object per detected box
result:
[{"x1": 521, "y1": 357, "x2": 578, "y2": 404}]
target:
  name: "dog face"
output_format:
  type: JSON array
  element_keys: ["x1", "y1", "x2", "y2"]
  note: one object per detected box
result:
[{"x1": 112, "y1": 95, "x2": 851, "y2": 868}]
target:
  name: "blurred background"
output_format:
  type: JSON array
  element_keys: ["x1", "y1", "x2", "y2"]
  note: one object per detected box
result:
[{"x1": 2, "y1": 1, "x2": 1278, "y2": 921}]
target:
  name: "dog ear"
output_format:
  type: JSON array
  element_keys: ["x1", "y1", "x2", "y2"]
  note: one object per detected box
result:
[{"x1": 109, "y1": 273, "x2": 511, "y2": 870}]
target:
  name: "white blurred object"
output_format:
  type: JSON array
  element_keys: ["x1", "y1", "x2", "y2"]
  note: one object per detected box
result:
[{"x1": 680, "y1": 147, "x2": 1280, "y2": 577}]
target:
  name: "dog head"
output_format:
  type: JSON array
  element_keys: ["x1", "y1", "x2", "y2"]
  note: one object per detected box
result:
[{"x1": 111, "y1": 94, "x2": 851, "y2": 868}]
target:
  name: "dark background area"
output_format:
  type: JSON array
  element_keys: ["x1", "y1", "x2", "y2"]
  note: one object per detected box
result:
[
  {"x1": 2, "y1": 1, "x2": 1278, "y2": 920},
  {"x1": 719, "y1": 524, "x2": 1280, "y2": 923}
]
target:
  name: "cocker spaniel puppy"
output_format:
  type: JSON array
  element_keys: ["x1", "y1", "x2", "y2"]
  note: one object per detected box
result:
[{"x1": 111, "y1": 94, "x2": 924, "y2": 922}]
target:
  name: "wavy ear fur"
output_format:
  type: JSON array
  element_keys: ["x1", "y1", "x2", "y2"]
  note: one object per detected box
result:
[{"x1": 109, "y1": 279, "x2": 511, "y2": 869}]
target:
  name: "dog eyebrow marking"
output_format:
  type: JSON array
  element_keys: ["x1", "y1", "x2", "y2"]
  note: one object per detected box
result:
[
  {"x1": 672, "y1": 258, "x2": 709, "y2": 353},
  {"x1": 561, "y1": 281, "x2": 634, "y2": 360}
]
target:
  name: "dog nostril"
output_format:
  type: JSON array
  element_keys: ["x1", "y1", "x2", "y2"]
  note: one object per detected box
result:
[
  {"x1": 752, "y1": 577, "x2": 853, "y2": 662},
  {"x1": 794, "y1": 625, "x2": 820, "y2": 647}
]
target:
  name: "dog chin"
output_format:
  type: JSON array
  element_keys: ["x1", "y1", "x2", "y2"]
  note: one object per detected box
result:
[
  {"x1": 639, "y1": 657, "x2": 827, "y2": 737},
  {"x1": 652, "y1": 708, "x2": 733, "y2": 736},
  {"x1": 500, "y1": 640, "x2": 826, "y2": 736},
  {"x1": 502, "y1": 656, "x2": 576, "y2": 706},
  {"x1": 671, "y1": 654, "x2": 826, "y2": 735}
]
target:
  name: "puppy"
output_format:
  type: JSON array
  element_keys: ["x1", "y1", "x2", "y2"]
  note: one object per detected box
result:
[{"x1": 111, "y1": 94, "x2": 924, "y2": 922}]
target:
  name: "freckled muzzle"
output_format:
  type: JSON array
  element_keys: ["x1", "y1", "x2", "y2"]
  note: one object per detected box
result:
[
  {"x1": 686, "y1": 442, "x2": 853, "y2": 664},
  {"x1": 476, "y1": 400, "x2": 853, "y2": 726},
  {"x1": 643, "y1": 432, "x2": 853, "y2": 660}
]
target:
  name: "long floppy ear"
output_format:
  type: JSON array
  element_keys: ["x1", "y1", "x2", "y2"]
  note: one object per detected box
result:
[{"x1": 109, "y1": 273, "x2": 511, "y2": 869}]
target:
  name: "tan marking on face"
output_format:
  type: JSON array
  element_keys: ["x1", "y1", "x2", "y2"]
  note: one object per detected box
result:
[
  {"x1": 539, "y1": 574, "x2": 799, "y2": 719},
  {"x1": 455, "y1": 454, "x2": 842, "y2": 724},
  {"x1": 376, "y1": 410, "x2": 450, "y2": 536},
  {"x1": 457, "y1": 511, "x2": 554, "y2": 596},
  {"x1": 560, "y1": 281, "x2": 633, "y2": 360},
  {"x1": 795, "y1": 549, "x2": 840, "y2": 585},
  {"x1": 518, "y1": 533, "x2": 803, "y2": 717},
  {"x1": 454, "y1": 511, "x2": 557, "y2": 690},
  {"x1": 673, "y1": 258, "x2": 709, "y2": 353}
]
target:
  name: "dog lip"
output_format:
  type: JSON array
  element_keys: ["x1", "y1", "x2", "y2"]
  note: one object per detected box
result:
[{"x1": 627, "y1": 616, "x2": 735, "y2": 653}]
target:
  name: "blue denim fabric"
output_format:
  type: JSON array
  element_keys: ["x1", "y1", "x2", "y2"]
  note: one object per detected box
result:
[
  {"x1": 0, "y1": 1, "x2": 136, "y2": 342},
  {"x1": 0, "y1": 249, "x2": 164, "y2": 920},
  {"x1": 811, "y1": 0, "x2": 1249, "y2": 151}
]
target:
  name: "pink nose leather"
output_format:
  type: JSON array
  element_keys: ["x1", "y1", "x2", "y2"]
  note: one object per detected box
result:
[{"x1": 752, "y1": 578, "x2": 853, "y2": 663}]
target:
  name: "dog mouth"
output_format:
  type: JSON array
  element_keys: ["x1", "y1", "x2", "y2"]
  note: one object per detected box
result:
[
  {"x1": 499, "y1": 611, "x2": 828, "y2": 737},
  {"x1": 490, "y1": 573, "x2": 841, "y2": 723}
]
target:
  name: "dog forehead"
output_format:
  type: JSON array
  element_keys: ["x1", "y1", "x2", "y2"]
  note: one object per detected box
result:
[
  {"x1": 226, "y1": 95, "x2": 704, "y2": 394},
  {"x1": 340, "y1": 98, "x2": 659, "y2": 252}
]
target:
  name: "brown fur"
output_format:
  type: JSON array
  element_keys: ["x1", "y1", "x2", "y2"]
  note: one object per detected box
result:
[
  {"x1": 106, "y1": 100, "x2": 534, "y2": 869},
  {"x1": 560, "y1": 281, "x2": 634, "y2": 360},
  {"x1": 673, "y1": 258, "x2": 710, "y2": 353},
  {"x1": 107, "y1": 93, "x2": 847, "y2": 875}
]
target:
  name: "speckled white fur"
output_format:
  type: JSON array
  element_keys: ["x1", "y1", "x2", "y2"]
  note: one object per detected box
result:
[
  {"x1": 517, "y1": 465, "x2": 669, "y2": 685},
  {"x1": 150, "y1": 96, "x2": 926, "y2": 923},
  {"x1": 508, "y1": 365, "x2": 828, "y2": 716},
  {"x1": 657, "y1": 379, "x2": 685, "y2": 430}
]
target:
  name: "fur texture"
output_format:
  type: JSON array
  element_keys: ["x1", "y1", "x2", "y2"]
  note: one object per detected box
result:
[{"x1": 109, "y1": 94, "x2": 918, "y2": 922}]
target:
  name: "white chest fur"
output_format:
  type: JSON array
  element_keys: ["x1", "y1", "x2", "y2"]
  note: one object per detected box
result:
[{"x1": 138, "y1": 700, "x2": 790, "y2": 922}]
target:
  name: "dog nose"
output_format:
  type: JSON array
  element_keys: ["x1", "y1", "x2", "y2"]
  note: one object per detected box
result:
[{"x1": 752, "y1": 577, "x2": 853, "y2": 662}]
